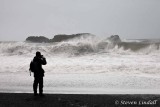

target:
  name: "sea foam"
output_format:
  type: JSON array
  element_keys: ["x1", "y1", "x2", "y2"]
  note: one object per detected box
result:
[{"x1": 0, "y1": 36, "x2": 160, "y2": 56}]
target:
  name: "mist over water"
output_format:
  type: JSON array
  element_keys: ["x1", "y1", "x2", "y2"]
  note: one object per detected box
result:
[
  {"x1": 0, "y1": 36, "x2": 160, "y2": 56},
  {"x1": 0, "y1": 36, "x2": 160, "y2": 76},
  {"x1": 1, "y1": 36, "x2": 160, "y2": 94}
]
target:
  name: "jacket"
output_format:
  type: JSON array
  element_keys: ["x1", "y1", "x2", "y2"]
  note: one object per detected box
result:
[{"x1": 33, "y1": 56, "x2": 47, "y2": 77}]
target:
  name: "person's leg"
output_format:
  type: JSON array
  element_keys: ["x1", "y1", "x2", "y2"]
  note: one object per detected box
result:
[
  {"x1": 33, "y1": 77, "x2": 38, "y2": 96},
  {"x1": 39, "y1": 77, "x2": 44, "y2": 96}
]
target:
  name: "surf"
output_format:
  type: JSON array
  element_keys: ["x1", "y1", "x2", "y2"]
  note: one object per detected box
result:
[{"x1": 0, "y1": 36, "x2": 160, "y2": 56}]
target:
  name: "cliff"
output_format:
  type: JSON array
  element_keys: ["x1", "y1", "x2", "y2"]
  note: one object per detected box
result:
[
  {"x1": 51, "y1": 33, "x2": 93, "y2": 42},
  {"x1": 26, "y1": 33, "x2": 94, "y2": 43},
  {"x1": 26, "y1": 36, "x2": 50, "y2": 43}
]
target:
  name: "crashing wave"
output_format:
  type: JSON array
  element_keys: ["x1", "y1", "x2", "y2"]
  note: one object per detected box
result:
[{"x1": 0, "y1": 36, "x2": 160, "y2": 56}]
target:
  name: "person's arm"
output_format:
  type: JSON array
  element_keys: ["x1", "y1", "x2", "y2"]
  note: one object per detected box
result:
[
  {"x1": 39, "y1": 56, "x2": 47, "y2": 65},
  {"x1": 42, "y1": 58, "x2": 47, "y2": 65}
]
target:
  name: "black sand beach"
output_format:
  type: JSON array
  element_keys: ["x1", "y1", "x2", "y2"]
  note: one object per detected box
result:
[{"x1": 0, "y1": 93, "x2": 160, "y2": 107}]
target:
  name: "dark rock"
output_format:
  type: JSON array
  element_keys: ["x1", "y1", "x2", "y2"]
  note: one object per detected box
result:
[
  {"x1": 97, "y1": 35, "x2": 121, "y2": 49},
  {"x1": 107, "y1": 35, "x2": 121, "y2": 44},
  {"x1": 26, "y1": 33, "x2": 94, "y2": 43},
  {"x1": 26, "y1": 36, "x2": 50, "y2": 43},
  {"x1": 51, "y1": 33, "x2": 94, "y2": 42}
]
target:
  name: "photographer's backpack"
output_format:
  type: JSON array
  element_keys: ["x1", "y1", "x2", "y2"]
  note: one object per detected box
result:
[{"x1": 29, "y1": 60, "x2": 38, "y2": 76}]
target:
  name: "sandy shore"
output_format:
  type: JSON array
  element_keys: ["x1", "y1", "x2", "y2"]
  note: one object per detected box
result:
[{"x1": 0, "y1": 93, "x2": 160, "y2": 107}]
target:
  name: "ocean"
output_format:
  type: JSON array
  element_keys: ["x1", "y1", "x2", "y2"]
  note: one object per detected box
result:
[{"x1": 0, "y1": 36, "x2": 160, "y2": 94}]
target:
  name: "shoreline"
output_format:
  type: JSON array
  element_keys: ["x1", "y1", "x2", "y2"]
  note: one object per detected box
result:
[
  {"x1": 0, "y1": 93, "x2": 160, "y2": 107},
  {"x1": 1, "y1": 88, "x2": 160, "y2": 94},
  {"x1": 1, "y1": 72, "x2": 160, "y2": 94}
]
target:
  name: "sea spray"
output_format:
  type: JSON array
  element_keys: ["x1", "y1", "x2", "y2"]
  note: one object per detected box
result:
[{"x1": 0, "y1": 37, "x2": 160, "y2": 56}]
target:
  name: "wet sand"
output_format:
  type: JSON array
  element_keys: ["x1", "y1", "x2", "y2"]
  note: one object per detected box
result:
[{"x1": 0, "y1": 93, "x2": 160, "y2": 107}]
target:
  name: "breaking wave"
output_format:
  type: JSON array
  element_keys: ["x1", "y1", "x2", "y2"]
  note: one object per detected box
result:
[{"x1": 0, "y1": 37, "x2": 160, "y2": 56}]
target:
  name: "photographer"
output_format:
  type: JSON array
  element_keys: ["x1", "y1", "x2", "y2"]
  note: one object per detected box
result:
[{"x1": 32, "y1": 51, "x2": 47, "y2": 96}]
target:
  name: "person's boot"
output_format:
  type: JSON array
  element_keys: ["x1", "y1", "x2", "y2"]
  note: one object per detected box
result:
[
  {"x1": 39, "y1": 93, "x2": 45, "y2": 97},
  {"x1": 34, "y1": 92, "x2": 38, "y2": 96}
]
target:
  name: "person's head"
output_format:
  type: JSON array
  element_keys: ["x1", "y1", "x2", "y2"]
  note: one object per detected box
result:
[{"x1": 36, "y1": 51, "x2": 41, "y2": 57}]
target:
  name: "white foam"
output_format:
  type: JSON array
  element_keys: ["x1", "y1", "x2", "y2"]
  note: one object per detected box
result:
[
  {"x1": 0, "y1": 73, "x2": 160, "y2": 94},
  {"x1": 0, "y1": 41, "x2": 160, "y2": 94}
]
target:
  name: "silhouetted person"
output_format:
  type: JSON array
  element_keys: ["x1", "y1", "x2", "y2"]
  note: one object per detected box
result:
[{"x1": 30, "y1": 51, "x2": 47, "y2": 96}]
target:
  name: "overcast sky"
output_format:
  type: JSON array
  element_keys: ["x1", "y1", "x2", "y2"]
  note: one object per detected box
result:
[{"x1": 0, "y1": 0, "x2": 160, "y2": 41}]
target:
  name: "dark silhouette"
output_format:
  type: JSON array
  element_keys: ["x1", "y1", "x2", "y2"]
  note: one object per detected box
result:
[
  {"x1": 30, "y1": 51, "x2": 47, "y2": 96},
  {"x1": 51, "y1": 33, "x2": 93, "y2": 42},
  {"x1": 25, "y1": 33, "x2": 94, "y2": 43},
  {"x1": 26, "y1": 36, "x2": 50, "y2": 43}
]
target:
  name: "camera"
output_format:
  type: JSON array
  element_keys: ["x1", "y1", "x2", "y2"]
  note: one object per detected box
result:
[{"x1": 41, "y1": 55, "x2": 45, "y2": 59}]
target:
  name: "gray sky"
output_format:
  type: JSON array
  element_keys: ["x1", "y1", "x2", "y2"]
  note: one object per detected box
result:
[{"x1": 0, "y1": 0, "x2": 160, "y2": 41}]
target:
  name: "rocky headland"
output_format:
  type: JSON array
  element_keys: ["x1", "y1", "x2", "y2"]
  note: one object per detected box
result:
[{"x1": 26, "y1": 33, "x2": 94, "y2": 43}]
